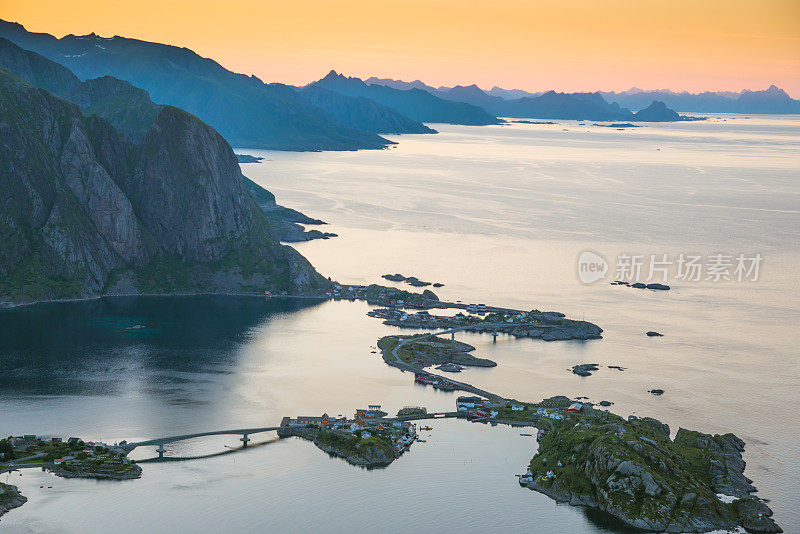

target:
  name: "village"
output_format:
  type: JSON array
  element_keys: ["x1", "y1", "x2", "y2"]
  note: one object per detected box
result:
[
  {"x1": 0, "y1": 435, "x2": 142, "y2": 480},
  {"x1": 277, "y1": 405, "x2": 422, "y2": 467}
]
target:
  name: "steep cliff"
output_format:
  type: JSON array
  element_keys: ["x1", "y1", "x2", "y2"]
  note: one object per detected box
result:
[{"x1": 0, "y1": 67, "x2": 330, "y2": 305}]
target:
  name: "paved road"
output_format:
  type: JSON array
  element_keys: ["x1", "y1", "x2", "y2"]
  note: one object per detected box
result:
[{"x1": 387, "y1": 326, "x2": 541, "y2": 403}]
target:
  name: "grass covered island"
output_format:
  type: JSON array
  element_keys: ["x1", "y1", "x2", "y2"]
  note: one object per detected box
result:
[
  {"x1": 0, "y1": 482, "x2": 27, "y2": 519},
  {"x1": 378, "y1": 335, "x2": 496, "y2": 368},
  {"x1": 1, "y1": 436, "x2": 142, "y2": 481},
  {"x1": 508, "y1": 400, "x2": 782, "y2": 533}
]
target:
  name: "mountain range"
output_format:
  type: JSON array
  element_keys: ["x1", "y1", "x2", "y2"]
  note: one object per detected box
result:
[
  {"x1": 360, "y1": 78, "x2": 689, "y2": 121},
  {"x1": 312, "y1": 71, "x2": 502, "y2": 125},
  {"x1": 366, "y1": 76, "x2": 800, "y2": 115},
  {"x1": 600, "y1": 86, "x2": 800, "y2": 114},
  {"x1": 0, "y1": 40, "x2": 330, "y2": 306},
  {"x1": 0, "y1": 20, "x2": 396, "y2": 151},
  {"x1": 297, "y1": 85, "x2": 436, "y2": 134}
]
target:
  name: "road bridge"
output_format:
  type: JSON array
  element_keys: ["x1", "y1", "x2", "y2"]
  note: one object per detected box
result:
[{"x1": 124, "y1": 426, "x2": 282, "y2": 457}]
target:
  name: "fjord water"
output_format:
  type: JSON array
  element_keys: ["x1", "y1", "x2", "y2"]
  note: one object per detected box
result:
[{"x1": 2, "y1": 116, "x2": 799, "y2": 532}]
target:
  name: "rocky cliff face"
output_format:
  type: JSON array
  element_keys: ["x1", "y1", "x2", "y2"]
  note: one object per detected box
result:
[{"x1": 0, "y1": 67, "x2": 329, "y2": 305}]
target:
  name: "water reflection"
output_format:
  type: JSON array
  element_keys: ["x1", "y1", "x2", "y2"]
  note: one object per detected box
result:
[{"x1": 0, "y1": 296, "x2": 322, "y2": 397}]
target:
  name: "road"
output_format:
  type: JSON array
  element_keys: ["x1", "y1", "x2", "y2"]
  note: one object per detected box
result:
[{"x1": 386, "y1": 325, "x2": 551, "y2": 403}]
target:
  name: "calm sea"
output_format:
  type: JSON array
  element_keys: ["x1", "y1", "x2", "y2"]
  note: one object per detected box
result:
[{"x1": 1, "y1": 116, "x2": 798, "y2": 533}]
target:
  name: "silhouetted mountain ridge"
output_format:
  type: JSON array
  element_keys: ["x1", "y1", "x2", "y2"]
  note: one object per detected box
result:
[
  {"x1": 313, "y1": 71, "x2": 502, "y2": 125},
  {"x1": 0, "y1": 20, "x2": 393, "y2": 151}
]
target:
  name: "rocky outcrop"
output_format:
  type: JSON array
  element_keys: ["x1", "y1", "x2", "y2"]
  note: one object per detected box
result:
[
  {"x1": 278, "y1": 426, "x2": 396, "y2": 468},
  {"x1": 572, "y1": 363, "x2": 599, "y2": 376},
  {"x1": 521, "y1": 413, "x2": 781, "y2": 532},
  {"x1": 0, "y1": 66, "x2": 330, "y2": 305},
  {"x1": 49, "y1": 462, "x2": 142, "y2": 480},
  {"x1": 0, "y1": 482, "x2": 27, "y2": 518},
  {"x1": 632, "y1": 101, "x2": 681, "y2": 122}
]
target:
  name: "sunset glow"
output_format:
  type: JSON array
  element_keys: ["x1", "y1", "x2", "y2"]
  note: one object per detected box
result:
[{"x1": 4, "y1": 0, "x2": 800, "y2": 95}]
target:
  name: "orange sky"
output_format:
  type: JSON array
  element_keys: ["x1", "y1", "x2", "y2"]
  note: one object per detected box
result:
[{"x1": 5, "y1": 0, "x2": 800, "y2": 96}]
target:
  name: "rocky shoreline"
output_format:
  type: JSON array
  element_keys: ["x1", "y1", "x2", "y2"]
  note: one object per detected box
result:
[
  {"x1": 0, "y1": 483, "x2": 27, "y2": 519},
  {"x1": 277, "y1": 426, "x2": 397, "y2": 468},
  {"x1": 518, "y1": 408, "x2": 782, "y2": 533},
  {"x1": 47, "y1": 464, "x2": 142, "y2": 480}
]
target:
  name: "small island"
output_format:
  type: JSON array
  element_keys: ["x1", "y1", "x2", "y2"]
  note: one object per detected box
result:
[
  {"x1": 0, "y1": 482, "x2": 26, "y2": 519},
  {"x1": 0, "y1": 435, "x2": 142, "y2": 517},
  {"x1": 277, "y1": 406, "x2": 418, "y2": 468},
  {"x1": 513, "y1": 400, "x2": 781, "y2": 533},
  {"x1": 379, "y1": 335, "x2": 496, "y2": 369},
  {"x1": 235, "y1": 153, "x2": 264, "y2": 163}
]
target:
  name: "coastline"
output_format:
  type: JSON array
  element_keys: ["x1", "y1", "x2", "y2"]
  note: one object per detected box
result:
[
  {"x1": 0, "y1": 291, "x2": 329, "y2": 311},
  {"x1": 0, "y1": 483, "x2": 27, "y2": 519}
]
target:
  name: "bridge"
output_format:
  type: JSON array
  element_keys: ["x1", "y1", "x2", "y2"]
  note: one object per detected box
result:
[
  {"x1": 385, "y1": 325, "x2": 551, "y2": 403},
  {"x1": 124, "y1": 426, "x2": 283, "y2": 457},
  {"x1": 431, "y1": 322, "x2": 556, "y2": 341}
]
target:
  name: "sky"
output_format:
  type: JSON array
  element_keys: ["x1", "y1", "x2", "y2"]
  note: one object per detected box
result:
[{"x1": 4, "y1": 0, "x2": 800, "y2": 96}]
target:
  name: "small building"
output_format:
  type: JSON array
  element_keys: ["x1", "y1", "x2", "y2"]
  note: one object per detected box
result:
[
  {"x1": 457, "y1": 396, "x2": 486, "y2": 411},
  {"x1": 296, "y1": 414, "x2": 330, "y2": 426},
  {"x1": 567, "y1": 402, "x2": 583, "y2": 413},
  {"x1": 355, "y1": 406, "x2": 387, "y2": 419},
  {"x1": 51, "y1": 437, "x2": 62, "y2": 443},
  {"x1": 511, "y1": 404, "x2": 525, "y2": 411},
  {"x1": 53, "y1": 458, "x2": 65, "y2": 465}
]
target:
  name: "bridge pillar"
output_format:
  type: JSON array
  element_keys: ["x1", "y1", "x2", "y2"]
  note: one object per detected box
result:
[
  {"x1": 492, "y1": 331, "x2": 498, "y2": 342},
  {"x1": 240, "y1": 434, "x2": 250, "y2": 447},
  {"x1": 451, "y1": 332, "x2": 455, "y2": 340},
  {"x1": 156, "y1": 444, "x2": 166, "y2": 458}
]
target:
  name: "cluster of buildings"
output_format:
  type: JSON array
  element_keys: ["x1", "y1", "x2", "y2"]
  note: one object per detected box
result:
[
  {"x1": 328, "y1": 283, "x2": 433, "y2": 309},
  {"x1": 456, "y1": 396, "x2": 499, "y2": 419},
  {"x1": 415, "y1": 372, "x2": 456, "y2": 391},
  {"x1": 6, "y1": 435, "x2": 106, "y2": 451},
  {"x1": 283, "y1": 405, "x2": 419, "y2": 455},
  {"x1": 456, "y1": 396, "x2": 586, "y2": 423}
]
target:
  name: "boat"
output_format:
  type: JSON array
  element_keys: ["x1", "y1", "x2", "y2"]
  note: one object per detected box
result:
[
  {"x1": 420, "y1": 426, "x2": 432, "y2": 431},
  {"x1": 520, "y1": 433, "x2": 532, "y2": 436}
]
